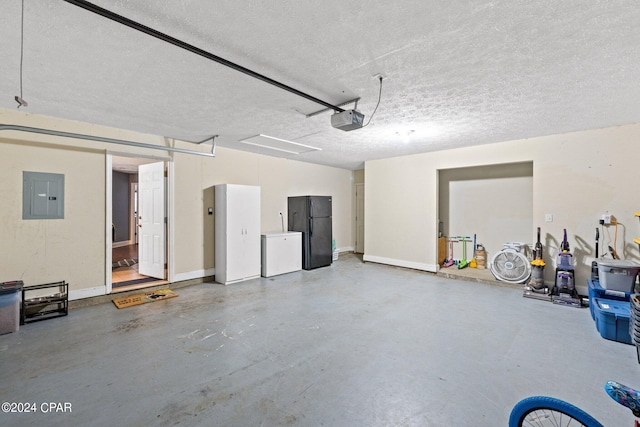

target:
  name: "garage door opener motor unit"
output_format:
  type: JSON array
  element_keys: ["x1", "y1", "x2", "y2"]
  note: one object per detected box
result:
[{"x1": 331, "y1": 110, "x2": 365, "y2": 131}]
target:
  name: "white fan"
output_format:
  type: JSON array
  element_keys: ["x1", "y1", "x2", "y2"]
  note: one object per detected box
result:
[{"x1": 490, "y1": 243, "x2": 532, "y2": 284}]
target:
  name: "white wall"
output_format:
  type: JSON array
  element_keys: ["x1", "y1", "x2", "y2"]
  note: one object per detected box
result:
[
  {"x1": 363, "y1": 155, "x2": 435, "y2": 271},
  {"x1": 0, "y1": 109, "x2": 353, "y2": 299},
  {"x1": 439, "y1": 162, "x2": 534, "y2": 260},
  {"x1": 0, "y1": 137, "x2": 106, "y2": 294},
  {"x1": 365, "y1": 124, "x2": 640, "y2": 294},
  {"x1": 172, "y1": 146, "x2": 354, "y2": 278}
]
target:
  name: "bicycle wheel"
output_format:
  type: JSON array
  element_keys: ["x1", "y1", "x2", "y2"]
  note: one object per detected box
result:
[{"x1": 509, "y1": 396, "x2": 604, "y2": 427}]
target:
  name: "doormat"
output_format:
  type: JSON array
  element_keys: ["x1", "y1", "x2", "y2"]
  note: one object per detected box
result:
[
  {"x1": 112, "y1": 289, "x2": 178, "y2": 309},
  {"x1": 112, "y1": 258, "x2": 138, "y2": 269}
]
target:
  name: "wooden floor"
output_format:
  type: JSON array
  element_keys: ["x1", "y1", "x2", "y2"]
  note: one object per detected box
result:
[
  {"x1": 112, "y1": 243, "x2": 138, "y2": 262},
  {"x1": 112, "y1": 244, "x2": 146, "y2": 284},
  {"x1": 112, "y1": 263, "x2": 144, "y2": 283},
  {"x1": 111, "y1": 243, "x2": 167, "y2": 291}
]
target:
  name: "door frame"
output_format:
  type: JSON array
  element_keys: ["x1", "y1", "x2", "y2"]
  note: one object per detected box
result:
[
  {"x1": 129, "y1": 182, "x2": 138, "y2": 244},
  {"x1": 106, "y1": 152, "x2": 174, "y2": 294},
  {"x1": 355, "y1": 183, "x2": 365, "y2": 254}
]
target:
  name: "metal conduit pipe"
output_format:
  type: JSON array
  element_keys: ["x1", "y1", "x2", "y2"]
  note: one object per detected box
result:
[
  {"x1": 62, "y1": 0, "x2": 345, "y2": 113},
  {"x1": 0, "y1": 124, "x2": 215, "y2": 157}
]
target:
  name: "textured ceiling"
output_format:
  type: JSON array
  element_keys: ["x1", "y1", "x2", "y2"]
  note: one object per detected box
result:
[{"x1": 1, "y1": 1, "x2": 640, "y2": 170}]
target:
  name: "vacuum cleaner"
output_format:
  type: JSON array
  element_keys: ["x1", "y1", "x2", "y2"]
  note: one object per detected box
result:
[
  {"x1": 550, "y1": 229, "x2": 586, "y2": 308},
  {"x1": 523, "y1": 227, "x2": 552, "y2": 301},
  {"x1": 591, "y1": 228, "x2": 599, "y2": 281}
]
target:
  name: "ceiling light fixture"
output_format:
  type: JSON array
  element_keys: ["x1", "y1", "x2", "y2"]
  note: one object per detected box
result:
[
  {"x1": 239, "y1": 134, "x2": 321, "y2": 155},
  {"x1": 14, "y1": 0, "x2": 28, "y2": 108}
]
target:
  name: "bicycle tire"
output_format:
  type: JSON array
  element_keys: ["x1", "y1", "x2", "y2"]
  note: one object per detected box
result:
[{"x1": 509, "y1": 396, "x2": 604, "y2": 427}]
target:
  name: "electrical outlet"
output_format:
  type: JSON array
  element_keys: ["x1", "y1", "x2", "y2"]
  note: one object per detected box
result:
[
  {"x1": 545, "y1": 214, "x2": 553, "y2": 222},
  {"x1": 601, "y1": 214, "x2": 611, "y2": 225}
]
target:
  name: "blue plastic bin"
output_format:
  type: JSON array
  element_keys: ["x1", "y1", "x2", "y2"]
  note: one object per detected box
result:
[
  {"x1": 588, "y1": 279, "x2": 631, "y2": 320},
  {"x1": 593, "y1": 297, "x2": 632, "y2": 345}
]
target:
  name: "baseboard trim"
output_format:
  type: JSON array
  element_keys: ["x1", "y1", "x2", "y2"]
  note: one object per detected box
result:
[
  {"x1": 69, "y1": 286, "x2": 106, "y2": 301},
  {"x1": 362, "y1": 254, "x2": 439, "y2": 273},
  {"x1": 112, "y1": 240, "x2": 133, "y2": 249},
  {"x1": 172, "y1": 268, "x2": 215, "y2": 283}
]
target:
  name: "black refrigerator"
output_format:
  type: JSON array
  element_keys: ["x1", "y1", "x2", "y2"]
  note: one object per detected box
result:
[{"x1": 288, "y1": 196, "x2": 332, "y2": 270}]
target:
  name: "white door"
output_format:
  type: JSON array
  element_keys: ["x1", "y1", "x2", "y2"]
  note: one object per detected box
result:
[
  {"x1": 226, "y1": 187, "x2": 245, "y2": 282},
  {"x1": 355, "y1": 183, "x2": 365, "y2": 253},
  {"x1": 242, "y1": 186, "x2": 261, "y2": 277},
  {"x1": 226, "y1": 185, "x2": 260, "y2": 282},
  {"x1": 138, "y1": 162, "x2": 165, "y2": 279}
]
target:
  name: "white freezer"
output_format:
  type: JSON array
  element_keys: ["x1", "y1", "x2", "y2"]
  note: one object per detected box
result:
[{"x1": 261, "y1": 232, "x2": 302, "y2": 277}]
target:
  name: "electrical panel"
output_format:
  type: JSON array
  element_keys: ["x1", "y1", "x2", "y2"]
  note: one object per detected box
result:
[{"x1": 22, "y1": 171, "x2": 65, "y2": 220}]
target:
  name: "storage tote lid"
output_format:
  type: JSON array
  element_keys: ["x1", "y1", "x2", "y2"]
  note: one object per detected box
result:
[
  {"x1": 597, "y1": 259, "x2": 640, "y2": 268},
  {"x1": 594, "y1": 298, "x2": 630, "y2": 318},
  {"x1": 0, "y1": 280, "x2": 24, "y2": 295}
]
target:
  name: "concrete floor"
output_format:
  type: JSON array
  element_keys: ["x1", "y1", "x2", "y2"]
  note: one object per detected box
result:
[{"x1": 1, "y1": 254, "x2": 638, "y2": 426}]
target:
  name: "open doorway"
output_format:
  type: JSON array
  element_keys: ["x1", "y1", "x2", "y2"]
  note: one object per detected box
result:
[{"x1": 111, "y1": 155, "x2": 168, "y2": 292}]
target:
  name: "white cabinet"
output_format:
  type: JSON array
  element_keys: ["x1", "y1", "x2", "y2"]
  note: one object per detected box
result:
[
  {"x1": 261, "y1": 232, "x2": 302, "y2": 277},
  {"x1": 214, "y1": 184, "x2": 261, "y2": 285}
]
